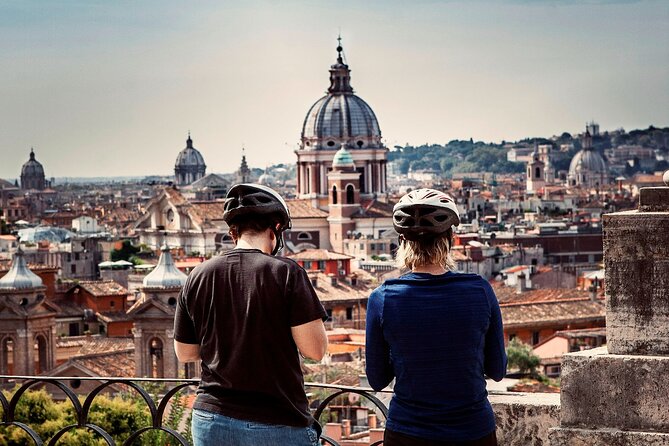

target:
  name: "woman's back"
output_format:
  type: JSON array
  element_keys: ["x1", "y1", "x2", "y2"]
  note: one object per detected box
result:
[{"x1": 366, "y1": 271, "x2": 506, "y2": 442}]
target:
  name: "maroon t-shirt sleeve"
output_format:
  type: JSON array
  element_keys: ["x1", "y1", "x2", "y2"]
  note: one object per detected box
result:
[
  {"x1": 174, "y1": 276, "x2": 199, "y2": 344},
  {"x1": 288, "y1": 266, "x2": 327, "y2": 327}
]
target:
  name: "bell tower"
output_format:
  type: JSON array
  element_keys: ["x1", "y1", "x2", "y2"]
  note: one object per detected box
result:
[
  {"x1": 327, "y1": 146, "x2": 361, "y2": 252},
  {"x1": 527, "y1": 144, "x2": 546, "y2": 194},
  {"x1": 0, "y1": 248, "x2": 57, "y2": 375},
  {"x1": 128, "y1": 244, "x2": 196, "y2": 378}
]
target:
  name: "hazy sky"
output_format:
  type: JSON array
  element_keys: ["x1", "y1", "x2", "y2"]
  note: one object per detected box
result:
[{"x1": 1, "y1": 0, "x2": 668, "y2": 179}]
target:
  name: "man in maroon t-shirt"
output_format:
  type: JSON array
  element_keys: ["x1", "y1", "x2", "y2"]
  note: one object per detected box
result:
[{"x1": 174, "y1": 184, "x2": 327, "y2": 446}]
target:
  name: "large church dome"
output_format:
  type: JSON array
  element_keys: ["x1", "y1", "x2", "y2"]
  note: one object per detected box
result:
[
  {"x1": 568, "y1": 149, "x2": 607, "y2": 175},
  {"x1": 174, "y1": 134, "x2": 207, "y2": 186},
  {"x1": 567, "y1": 129, "x2": 609, "y2": 188},
  {"x1": 20, "y1": 149, "x2": 46, "y2": 190},
  {"x1": 300, "y1": 43, "x2": 383, "y2": 151},
  {"x1": 175, "y1": 136, "x2": 206, "y2": 168}
]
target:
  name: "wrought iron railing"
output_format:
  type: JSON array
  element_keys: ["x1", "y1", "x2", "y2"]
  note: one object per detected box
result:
[{"x1": 0, "y1": 375, "x2": 389, "y2": 446}]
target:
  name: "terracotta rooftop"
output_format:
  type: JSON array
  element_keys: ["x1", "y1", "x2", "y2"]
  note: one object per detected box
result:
[
  {"x1": 163, "y1": 186, "x2": 189, "y2": 206},
  {"x1": 286, "y1": 200, "x2": 329, "y2": 218},
  {"x1": 78, "y1": 280, "x2": 128, "y2": 297},
  {"x1": 311, "y1": 271, "x2": 377, "y2": 303},
  {"x1": 287, "y1": 249, "x2": 353, "y2": 261},
  {"x1": 56, "y1": 335, "x2": 134, "y2": 355},
  {"x1": 352, "y1": 200, "x2": 395, "y2": 218},
  {"x1": 190, "y1": 201, "x2": 227, "y2": 226},
  {"x1": 96, "y1": 311, "x2": 133, "y2": 323},
  {"x1": 53, "y1": 299, "x2": 87, "y2": 317},
  {"x1": 491, "y1": 282, "x2": 598, "y2": 305},
  {"x1": 73, "y1": 350, "x2": 135, "y2": 378},
  {"x1": 501, "y1": 298, "x2": 605, "y2": 329}
]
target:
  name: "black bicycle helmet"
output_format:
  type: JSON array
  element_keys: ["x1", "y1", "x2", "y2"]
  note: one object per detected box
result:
[
  {"x1": 393, "y1": 188, "x2": 460, "y2": 241},
  {"x1": 224, "y1": 183, "x2": 291, "y2": 255}
]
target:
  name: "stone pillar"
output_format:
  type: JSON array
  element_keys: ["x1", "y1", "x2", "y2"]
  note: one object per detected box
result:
[{"x1": 549, "y1": 172, "x2": 669, "y2": 445}]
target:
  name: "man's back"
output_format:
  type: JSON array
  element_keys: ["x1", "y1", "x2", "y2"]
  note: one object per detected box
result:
[{"x1": 174, "y1": 248, "x2": 326, "y2": 427}]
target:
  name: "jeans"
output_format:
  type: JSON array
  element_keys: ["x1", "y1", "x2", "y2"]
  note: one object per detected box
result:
[{"x1": 191, "y1": 409, "x2": 320, "y2": 446}]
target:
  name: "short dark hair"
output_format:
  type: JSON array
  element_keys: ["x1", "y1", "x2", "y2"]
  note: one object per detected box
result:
[{"x1": 228, "y1": 213, "x2": 282, "y2": 240}]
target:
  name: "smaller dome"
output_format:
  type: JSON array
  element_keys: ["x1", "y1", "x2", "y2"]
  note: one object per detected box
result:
[
  {"x1": 332, "y1": 145, "x2": 355, "y2": 168},
  {"x1": 257, "y1": 172, "x2": 275, "y2": 186},
  {"x1": 21, "y1": 149, "x2": 45, "y2": 177},
  {"x1": 142, "y1": 245, "x2": 187, "y2": 288},
  {"x1": 0, "y1": 249, "x2": 43, "y2": 290},
  {"x1": 569, "y1": 149, "x2": 607, "y2": 175},
  {"x1": 175, "y1": 136, "x2": 206, "y2": 167}
]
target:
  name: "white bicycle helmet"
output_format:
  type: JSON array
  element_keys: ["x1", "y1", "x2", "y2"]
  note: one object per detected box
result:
[{"x1": 393, "y1": 188, "x2": 460, "y2": 241}]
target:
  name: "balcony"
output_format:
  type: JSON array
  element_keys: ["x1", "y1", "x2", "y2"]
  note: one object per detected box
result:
[{"x1": 0, "y1": 375, "x2": 560, "y2": 446}]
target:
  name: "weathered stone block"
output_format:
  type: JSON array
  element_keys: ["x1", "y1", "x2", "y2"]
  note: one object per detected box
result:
[
  {"x1": 550, "y1": 427, "x2": 669, "y2": 446},
  {"x1": 490, "y1": 392, "x2": 560, "y2": 446},
  {"x1": 603, "y1": 211, "x2": 669, "y2": 355},
  {"x1": 639, "y1": 187, "x2": 669, "y2": 212},
  {"x1": 559, "y1": 347, "x2": 669, "y2": 432}
]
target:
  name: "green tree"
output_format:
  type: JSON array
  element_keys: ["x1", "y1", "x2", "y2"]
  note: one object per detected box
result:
[
  {"x1": 0, "y1": 219, "x2": 9, "y2": 235},
  {"x1": 506, "y1": 338, "x2": 541, "y2": 375},
  {"x1": 0, "y1": 387, "x2": 193, "y2": 446},
  {"x1": 111, "y1": 240, "x2": 140, "y2": 262}
]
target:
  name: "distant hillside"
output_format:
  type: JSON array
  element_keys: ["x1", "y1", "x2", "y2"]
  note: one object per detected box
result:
[
  {"x1": 389, "y1": 125, "x2": 669, "y2": 177},
  {"x1": 389, "y1": 140, "x2": 524, "y2": 176}
]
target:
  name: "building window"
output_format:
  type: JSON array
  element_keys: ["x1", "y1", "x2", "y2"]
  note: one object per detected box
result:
[
  {"x1": 535, "y1": 167, "x2": 541, "y2": 179},
  {"x1": 346, "y1": 185, "x2": 355, "y2": 204},
  {"x1": 346, "y1": 307, "x2": 353, "y2": 320},
  {"x1": 509, "y1": 333, "x2": 516, "y2": 342},
  {"x1": 297, "y1": 232, "x2": 312, "y2": 241},
  {"x1": 318, "y1": 261, "x2": 326, "y2": 270},
  {"x1": 110, "y1": 301, "x2": 115, "y2": 308},
  {"x1": 70, "y1": 264, "x2": 76, "y2": 274},
  {"x1": 332, "y1": 185, "x2": 338, "y2": 205},
  {"x1": 532, "y1": 331, "x2": 540, "y2": 345}
]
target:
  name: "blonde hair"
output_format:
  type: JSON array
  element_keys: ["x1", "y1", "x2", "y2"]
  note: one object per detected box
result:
[{"x1": 395, "y1": 230, "x2": 456, "y2": 272}]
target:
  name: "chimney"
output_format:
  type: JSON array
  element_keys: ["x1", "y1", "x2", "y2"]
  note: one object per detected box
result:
[
  {"x1": 516, "y1": 274, "x2": 527, "y2": 294},
  {"x1": 525, "y1": 271, "x2": 532, "y2": 290}
]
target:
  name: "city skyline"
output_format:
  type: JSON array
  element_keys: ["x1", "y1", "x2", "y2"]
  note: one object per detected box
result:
[{"x1": 1, "y1": 0, "x2": 668, "y2": 178}]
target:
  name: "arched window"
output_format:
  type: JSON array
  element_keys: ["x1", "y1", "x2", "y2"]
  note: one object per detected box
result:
[
  {"x1": 149, "y1": 337, "x2": 164, "y2": 378},
  {"x1": 297, "y1": 232, "x2": 312, "y2": 241},
  {"x1": 346, "y1": 185, "x2": 355, "y2": 204},
  {"x1": 35, "y1": 335, "x2": 48, "y2": 374},
  {"x1": 332, "y1": 185, "x2": 338, "y2": 205},
  {"x1": 535, "y1": 167, "x2": 541, "y2": 179},
  {"x1": 1, "y1": 337, "x2": 15, "y2": 376}
]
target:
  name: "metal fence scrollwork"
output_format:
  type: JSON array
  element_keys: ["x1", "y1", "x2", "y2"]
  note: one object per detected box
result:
[{"x1": 0, "y1": 376, "x2": 389, "y2": 446}]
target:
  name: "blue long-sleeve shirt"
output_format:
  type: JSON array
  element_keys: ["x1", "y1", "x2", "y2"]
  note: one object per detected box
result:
[{"x1": 365, "y1": 271, "x2": 507, "y2": 442}]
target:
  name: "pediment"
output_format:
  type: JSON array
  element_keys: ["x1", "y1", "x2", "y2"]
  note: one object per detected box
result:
[{"x1": 127, "y1": 298, "x2": 174, "y2": 318}]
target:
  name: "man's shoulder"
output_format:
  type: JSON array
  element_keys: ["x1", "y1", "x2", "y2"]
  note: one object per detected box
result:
[{"x1": 191, "y1": 250, "x2": 303, "y2": 275}]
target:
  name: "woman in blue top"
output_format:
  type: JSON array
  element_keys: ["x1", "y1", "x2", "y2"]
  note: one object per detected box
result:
[{"x1": 366, "y1": 188, "x2": 507, "y2": 446}]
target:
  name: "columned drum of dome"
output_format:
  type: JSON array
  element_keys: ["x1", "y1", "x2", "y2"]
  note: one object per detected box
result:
[
  {"x1": 174, "y1": 135, "x2": 207, "y2": 186},
  {"x1": 296, "y1": 41, "x2": 388, "y2": 200}
]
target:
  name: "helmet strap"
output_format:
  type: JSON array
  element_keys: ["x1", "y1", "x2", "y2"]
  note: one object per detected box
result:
[{"x1": 271, "y1": 228, "x2": 284, "y2": 256}]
